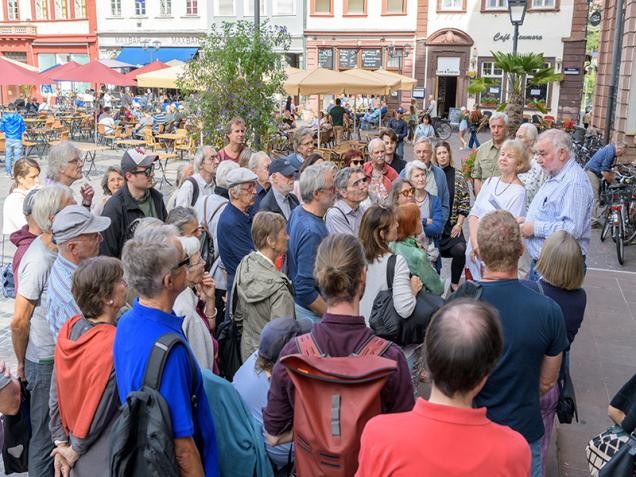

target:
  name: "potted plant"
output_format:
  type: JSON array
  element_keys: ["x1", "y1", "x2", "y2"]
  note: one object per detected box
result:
[{"x1": 461, "y1": 149, "x2": 477, "y2": 178}]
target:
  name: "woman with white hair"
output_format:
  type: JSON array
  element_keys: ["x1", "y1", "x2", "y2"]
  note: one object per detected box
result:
[
  {"x1": 515, "y1": 122, "x2": 544, "y2": 206},
  {"x1": 465, "y1": 139, "x2": 529, "y2": 280},
  {"x1": 363, "y1": 137, "x2": 398, "y2": 204},
  {"x1": 174, "y1": 146, "x2": 219, "y2": 209}
]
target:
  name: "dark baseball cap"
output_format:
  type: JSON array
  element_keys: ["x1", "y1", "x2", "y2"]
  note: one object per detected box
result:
[
  {"x1": 258, "y1": 317, "x2": 312, "y2": 363},
  {"x1": 269, "y1": 158, "x2": 298, "y2": 177},
  {"x1": 121, "y1": 147, "x2": 158, "y2": 173}
]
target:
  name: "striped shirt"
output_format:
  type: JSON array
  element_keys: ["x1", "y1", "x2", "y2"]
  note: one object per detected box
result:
[
  {"x1": 525, "y1": 158, "x2": 593, "y2": 259},
  {"x1": 46, "y1": 254, "x2": 80, "y2": 339}
]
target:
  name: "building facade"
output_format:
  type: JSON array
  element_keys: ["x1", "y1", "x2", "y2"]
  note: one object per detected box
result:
[
  {"x1": 416, "y1": 0, "x2": 588, "y2": 119},
  {"x1": 0, "y1": 0, "x2": 98, "y2": 101},
  {"x1": 591, "y1": 0, "x2": 636, "y2": 159},
  {"x1": 304, "y1": 0, "x2": 417, "y2": 107}
]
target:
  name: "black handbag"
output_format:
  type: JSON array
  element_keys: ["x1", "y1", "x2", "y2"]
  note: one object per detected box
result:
[
  {"x1": 556, "y1": 366, "x2": 578, "y2": 424},
  {"x1": 2, "y1": 380, "x2": 30, "y2": 474},
  {"x1": 200, "y1": 198, "x2": 226, "y2": 272},
  {"x1": 215, "y1": 282, "x2": 243, "y2": 381},
  {"x1": 369, "y1": 255, "x2": 444, "y2": 347}
]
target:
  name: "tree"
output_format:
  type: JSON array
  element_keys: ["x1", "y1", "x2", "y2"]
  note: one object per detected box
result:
[
  {"x1": 468, "y1": 52, "x2": 562, "y2": 135},
  {"x1": 178, "y1": 20, "x2": 291, "y2": 148}
]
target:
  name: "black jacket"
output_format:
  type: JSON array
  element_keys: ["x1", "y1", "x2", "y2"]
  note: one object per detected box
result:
[
  {"x1": 386, "y1": 155, "x2": 407, "y2": 175},
  {"x1": 258, "y1": 188, "x2": 299, "y2": 220},
  {"x1": 99, "y1": 185, "x2": 168, "y2": 257}
]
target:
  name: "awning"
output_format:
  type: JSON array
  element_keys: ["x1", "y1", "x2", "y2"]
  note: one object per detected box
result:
[{"x1": 116, "y1": 47, "x2": 198, "y2": 67}]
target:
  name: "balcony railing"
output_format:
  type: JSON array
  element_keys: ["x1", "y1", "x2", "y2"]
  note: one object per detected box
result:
[{"x1": 0, "y1": 24, "x2": 37, "y2": 36}]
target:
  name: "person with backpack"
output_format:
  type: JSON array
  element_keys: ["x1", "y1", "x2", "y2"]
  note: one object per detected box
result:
[
  {"x1": 174, "y1": 146, "x2": 219, "y2": 209},
  {"x1": 263, "y1": 234, "x2": 414, "y2": 476},
  {"x1": 113, "y1": 225, "x2": 220, "y2": 476}
]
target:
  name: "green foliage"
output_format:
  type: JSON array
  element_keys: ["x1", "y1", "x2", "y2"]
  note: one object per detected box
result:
[
  {"x1": 178, "y1": 20, "x2": 291, "y2": 148},
  {"x1": 490, "y1": 51, "x2": 563, "y2": 98}
]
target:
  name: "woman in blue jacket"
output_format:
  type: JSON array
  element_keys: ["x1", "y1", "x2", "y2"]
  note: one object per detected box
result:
[{"x1": 404, "y1": 159, "x2": 443, "y2": 248}]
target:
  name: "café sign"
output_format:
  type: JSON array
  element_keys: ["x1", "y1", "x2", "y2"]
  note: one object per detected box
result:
[{"x1": 493, "y1": 32, "x2": 543, "y2": 42}]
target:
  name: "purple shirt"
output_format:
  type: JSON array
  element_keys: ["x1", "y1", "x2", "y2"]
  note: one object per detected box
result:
[{"x1": 263, "y1": 313, "x2": 415, "y2": 436}]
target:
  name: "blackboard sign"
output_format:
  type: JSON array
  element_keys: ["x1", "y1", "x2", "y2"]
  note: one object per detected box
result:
[
  {"x1": 339, "y1": 49, "x2": 358, "y2": 69},
  {"x1": 361, "y1": 49, "x2": 382, "y2": 69},
  {"x1": 448, "y1": 107, "x2": 462, "y2": 124},
  {"x1": 318, "y1": 48, "x2": 333, "y2": 69}
]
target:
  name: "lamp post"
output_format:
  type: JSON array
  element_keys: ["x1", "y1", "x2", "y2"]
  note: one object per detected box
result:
[
  {"x1": 508, "y1": 0, "x2": 528, "y2": 56},
  {"x1": 142, "y1": 39, "x2": 161, "y2": 64}
]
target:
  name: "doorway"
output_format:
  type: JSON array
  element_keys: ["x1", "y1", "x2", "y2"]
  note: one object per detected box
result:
[{"x1": 436, "y1": 76, "x2": 457, "y2": 118}]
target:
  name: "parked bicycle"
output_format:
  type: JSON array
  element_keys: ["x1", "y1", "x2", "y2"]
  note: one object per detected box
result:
[
  {"x1": 432, "y1": 117, "x2": 452, "y2": 140},
  {"x1": 600, "y1": 165, "x2": 636, "y2": 265}
]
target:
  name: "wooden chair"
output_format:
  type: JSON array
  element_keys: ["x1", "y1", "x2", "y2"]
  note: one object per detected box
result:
[
  {"x1": 49, "y1": 129, "x2": 70, "y2": 147},
  {"x1": 97, "y1": 124, "x2": 116, "y2": 147},
  {"x1": 175, "y1": 135, "x2": 195, "y2": 160},
  {"x1": 144, "y1": 130, "x2": 164, "y2": 152},
  {"x1": 319, "y1": 128, "x2": 335, "y2": 148}
]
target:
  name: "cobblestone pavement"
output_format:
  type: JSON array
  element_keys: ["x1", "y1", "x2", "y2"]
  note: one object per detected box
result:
[{"x1": 1, "y1": 131, "x2": 635, "y2": 476}]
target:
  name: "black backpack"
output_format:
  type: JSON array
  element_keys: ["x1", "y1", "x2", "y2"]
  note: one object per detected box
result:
[
  {"x1": 110, "y1": 333, "x2": 198, "y2": 477},
  {"x1": 185, "y1": 177, "x2": 200, "y2": 207}
]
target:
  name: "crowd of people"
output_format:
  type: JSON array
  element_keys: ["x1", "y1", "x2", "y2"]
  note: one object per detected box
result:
[{"x1": 0, "y1": 108, "x2": 633, "y2": 477}]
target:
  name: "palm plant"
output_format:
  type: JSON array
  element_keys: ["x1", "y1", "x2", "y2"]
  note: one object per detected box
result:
[{"x1": 468, "y1": 52, "x2": 563, "y2": 135}]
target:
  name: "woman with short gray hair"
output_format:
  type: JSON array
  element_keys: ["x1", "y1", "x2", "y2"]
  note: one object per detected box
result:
[
  {"x1": 288, "y1": 127, "x2": 315, "y2": 170},
  {"x1": 363, "y1": 137, "x2": 398, "y2": 204}
]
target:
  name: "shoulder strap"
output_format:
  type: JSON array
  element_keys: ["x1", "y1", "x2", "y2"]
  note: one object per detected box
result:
[
  {"x1": 296, "y1": 332, "x2": 322, "y2": 357},
  {"x1": 356, "y1": 335, "x2": 391, "y2": 357},
  {"x1": 536, "y1": 279, "x2": 545, "y2": 295},
  {"x1": 385, "y1": 254, "x2": 397, "y2": 290},
  {"x1": 143, "y1": 333, "x2": 198, "y2": 391},
  {"x1": 327, "y1": 206, "x2": 350, "y2": 225},
  {"x1": 185, "y1": 177, "x2": 199, "y2": 207},
  {"x1": 202, "y1": 195, "x2": 209, "y2": 226}
]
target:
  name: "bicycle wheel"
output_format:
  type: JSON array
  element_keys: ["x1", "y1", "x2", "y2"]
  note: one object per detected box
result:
[
  {"x1": 615, "y1": 209, "x2": 625, "y2": 265},
  {"x1": 436, "y1": 122, "x2": 452, "y2": 140},
  {"x1": 600, "y1": 212, "x2": 611, "y2": 242}
]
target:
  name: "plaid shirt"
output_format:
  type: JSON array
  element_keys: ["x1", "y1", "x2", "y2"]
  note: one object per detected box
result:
[{"x1": 46, "y1": 254, "x2": 80, "y2": 340}]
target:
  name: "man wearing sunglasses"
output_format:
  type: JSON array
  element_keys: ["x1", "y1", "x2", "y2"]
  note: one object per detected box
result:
[{"x1": 100, "y1": 148, "x2": 168, "y2": 257}]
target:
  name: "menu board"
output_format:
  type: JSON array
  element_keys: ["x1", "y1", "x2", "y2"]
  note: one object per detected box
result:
[
  {"x1": 361, "y1": 49, "x2": 382, "y2": 69},
  {"x1": 318, "y1": 48, "x2": 333, "y2": 69},
  {"x1": 338, "y1": 49, "x2": 358, "y2": 69}
]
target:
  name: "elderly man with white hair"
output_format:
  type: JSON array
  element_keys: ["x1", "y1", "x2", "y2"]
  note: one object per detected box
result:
[
  {"x1": 363, "y1": 137, "x2": 398, "y2": 204},
  {"x1": 472, "y1": 112, "x2": 509, "y2": 195},
  {"x1": 248, "y1": 151, "x2": 272, "y2": 207},
  {"x1": 516, "y1": 122, "x2": 544, "y2": 207},
  {"x1": 519, "y1": 129, "x2": 594, "y2": 280},
  {"x1": 47, "y1": 141, "x2": 94, "y2": 208},
  {"x1": 174, "y1": 146, "x2": 219, "y2": 208}
]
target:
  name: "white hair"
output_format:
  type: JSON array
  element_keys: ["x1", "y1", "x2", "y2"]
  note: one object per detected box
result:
[
  {"x1": 489, "y1": 112, "x2": 509, "y2": 127},
  {"x1": 31, "y1": 184, "x2": 74, "y2": 233},
  {"x1": 367, "y1": 137, "x2": 385, "y2": 154},
  {"x1": 193, "y1": 146, "x2": 215, "y2": 173},
  {"x1": 248, "y1": 151, "x2": 270, "y2": 172},
  {"x1": 47, "y1": 141, "x2": 81, "y2": 181},
  {"x1": 404, "y1": 160, "x2": 428, "y2": 181}
]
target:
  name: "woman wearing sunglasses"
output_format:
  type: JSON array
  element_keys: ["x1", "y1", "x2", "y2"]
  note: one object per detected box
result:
[{"x1": 387, "y1": 179, "x2": 416, "y2": 208}]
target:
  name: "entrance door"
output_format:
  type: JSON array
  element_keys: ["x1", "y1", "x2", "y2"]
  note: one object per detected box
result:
[{"x1": 436, "y1": 76, "x2": 457, "y2": 118}]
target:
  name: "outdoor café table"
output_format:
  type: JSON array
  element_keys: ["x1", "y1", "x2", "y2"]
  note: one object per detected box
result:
[
  {"x1": 114, "y1": 138, "x2": 145, "y2": 148},
  {"x1": 24, "y1": 118, "x2": 45, "y2": 128},
  {"x1": 25, "y1": 128, "x2": 55, "y2": 157},
  {"x1": 156, "y1": 152, "x2": 177, "y2": 189},
  {"x1": 74, "y1": 142, "x2": 111, "y2": 178},
  {"x1": 155, "y1": 133, "x2": 180, "y2": 152}
]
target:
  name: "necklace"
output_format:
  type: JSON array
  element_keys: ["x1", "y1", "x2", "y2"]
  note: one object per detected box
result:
[{"x1": 493, "y1": 177, "x2": 513, "y2": 196}]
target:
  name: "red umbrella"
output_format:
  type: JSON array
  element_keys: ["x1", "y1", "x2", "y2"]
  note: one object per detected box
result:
[
  {"x1": 0, "y1": 56, "x2": 48, "y2": 86},
  {"x1": 40, "y1": 61, "x2": 82, "y2": 83},
  {"x1": 125, "y1": 60, "x2": 169, "y2": 80},
  {"x1": 45, "y1": 60, "x2": 135, "y2": 87}
]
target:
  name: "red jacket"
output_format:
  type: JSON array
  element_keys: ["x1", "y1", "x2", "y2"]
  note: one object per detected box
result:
[{"x1": 363, "y1": 161, "x2": 398, "y2": 195}]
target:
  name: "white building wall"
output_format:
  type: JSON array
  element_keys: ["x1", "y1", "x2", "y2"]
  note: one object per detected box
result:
[{"x1": 306, "y1": 0, "x2": 417, "y2": 32}]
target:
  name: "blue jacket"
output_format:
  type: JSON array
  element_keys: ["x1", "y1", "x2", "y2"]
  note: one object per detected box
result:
[
  {"x1": 387, "y1": 118, "x2": 408, "y2": 142},
  {"x1": 584, "y1": 144, "x2": 616, "y2": 174},
  {"x1": 400, "y1": 164, "x2": 450, "y2": 225},
  {"x1": 0, "y1": 112, "x2": 25, "y2": 140},
  {"x1": 423, "y1": 194, "x2": 444, "y2": 238}
]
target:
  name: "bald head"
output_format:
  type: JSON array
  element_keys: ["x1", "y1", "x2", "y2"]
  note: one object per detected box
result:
[{"x1": 425, "y1": 299, "x2": 503, "y2": 398}]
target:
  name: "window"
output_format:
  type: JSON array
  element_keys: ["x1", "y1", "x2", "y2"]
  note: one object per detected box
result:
[
  {"x1": 35, "y1": 0, "x2": 48, "y2": 19},
  {"x1": 312, "y1": 0, "x2": 332, "y2": 15},
  {"x1": 439, "y1": 0, "x2": 463, "y2": 10},
  {"x1": 479, "y1": 61, "x2": 504, "y2": 106},
  {"x1": 484, "y1": 0, "x2": 507, "y2": 9},
  {"x1": 531, "y1": 0, "x2": 555, "y2": 8},
  {"x1": 344, "y1": 0, "x2": 366, "y2": 15},
  {"x1": 382, "y1": 0, "x2": 406, "y2": 14},
  {"x1": 55, "y1": 0, "x2": 67, "y2": 18},
  {"x1": 160, "y1": 0, "x2": 171, "y2": 15},
  {"x1": 3, "y1": 51, "x2": 26, "y2": 62},
  {"x1": 387, "y1": 48, "x2": 403, "y2": 70},
  {"x1": 135, "y1": 0, "x2": 146, "y2": 15},
  {"x1": 74, "y1": 0, "x2": 86, "y2": 17},
  {"x1": 273, "y1": 0, "x2": 293, "y2": 15},
  {"x1": 6, "y1": 0, "x2": 18, "y2": 20},
  {"x1": 245, "y1": 0, "x2": 265, "y2": 16},
  {"x1": 217, "y1": 0, "x2": 234, "y2": 16},
  {"x1": 525, "y1": 62, "x2": 551, "y2": 107},
  {"x1": 186, "y1": 0, "x2": 198, "y2": 15},
  {"x1": 110, "y1": 0, "x2": 121, "y2": 16}
]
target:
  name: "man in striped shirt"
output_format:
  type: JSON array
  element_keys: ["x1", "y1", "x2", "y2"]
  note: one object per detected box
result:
[{"x1": 518, "y1": 129, "x2": 593, "y2": 280}]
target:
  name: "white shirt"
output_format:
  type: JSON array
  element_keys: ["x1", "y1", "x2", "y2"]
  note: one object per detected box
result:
[{"x1": 174, "y1": 173, "x2": 215, "y2": 209}]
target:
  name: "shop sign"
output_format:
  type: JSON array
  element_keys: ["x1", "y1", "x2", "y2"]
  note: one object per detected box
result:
[
  {"x1": 436, "y1": 57, "x2": 460, "y2": 76},
  {"x1": 110, "y1": 35, "x2": 201, "y2": 46},
  {"x1": 563, "y1": 67, "x2": 580, "y2": 75},
  {"x1": 493, "y1": 32, "x2": 543, "y2": 42}
]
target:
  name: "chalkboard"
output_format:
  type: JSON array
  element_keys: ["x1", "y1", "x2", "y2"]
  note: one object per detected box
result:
[
  {"x1": 339, "y1": 49, "x2": 358, "y2": 69},
  {"x1": 318, "y1": 48, "x2": 333, "y2": 69},
  {"x1": 448, "y1": 107, "x2": 462, "y2": 124},
  {"x1": 361, "y1": 49, "x2": 382, "y2": 69}
]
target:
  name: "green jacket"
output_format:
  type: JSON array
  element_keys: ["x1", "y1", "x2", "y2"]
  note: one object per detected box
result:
[{"x1": 390, "y1": 238, "x2": 444, "y2": 296}]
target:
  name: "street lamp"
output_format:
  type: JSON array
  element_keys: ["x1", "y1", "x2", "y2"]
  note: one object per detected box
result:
[
  {"x1": 142, "y1": 40, "x2": 161, "y2": 64},
  {"x1": 508, "y1": 0, "x2": 528, "y2": 56}
]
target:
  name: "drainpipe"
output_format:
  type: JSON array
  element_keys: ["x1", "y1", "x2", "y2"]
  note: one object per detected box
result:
[{"x1": 605, "y1": 0, "x2": 625, "y2": 144}]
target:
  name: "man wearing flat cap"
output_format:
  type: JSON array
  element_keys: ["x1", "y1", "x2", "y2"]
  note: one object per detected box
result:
[
  {"x1": 100, "y1": 148, "x2": 168, "y2": 257},
  {"x1": 217, "y1": 167, "x2": 259, "y2": 299},
  {"x1": 258, "y1": 158, "x2": 299, "y2": 221},
  {"x1": 47, "y1": 205, "x2": 111, "y2": 338}
]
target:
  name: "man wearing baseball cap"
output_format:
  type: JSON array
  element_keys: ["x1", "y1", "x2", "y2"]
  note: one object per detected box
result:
[
  {"x1": 258, "y1": 158, "x2": 299, "y2": 221},
  {"x1": 217, "y1": 167, "x2": 258, "y2": 298},
  {"x1": 47, "y1": 205, "x2": 111, "y2": 338},
  {"x1": 100, "y1": 148, "x2": 167, "y2": 257}
]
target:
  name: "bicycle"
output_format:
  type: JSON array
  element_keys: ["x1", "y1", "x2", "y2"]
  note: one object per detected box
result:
[
  {"x1": 600, "y1": 165, "x2": 636, "y2": 264},
  {"x1": 432, "y1": 117, "x2": 452, "y2": 140}
]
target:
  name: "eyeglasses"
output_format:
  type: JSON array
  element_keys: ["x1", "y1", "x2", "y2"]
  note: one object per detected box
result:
[
  {"x1": 130, "y1": 164, "x2": 155, "y2": 177},
  {"x1": 172, "y1": 254, "x2": 191, "y2": 271},
  {"x1": 351, "y1": 177, "x2": 368, "y2": 188},
  {"x1": 400, "y1": 188, "x2": 415, "y2": 197},
  {"x1": 351, "y1": 159, "x2": 364, "y2": 166}
]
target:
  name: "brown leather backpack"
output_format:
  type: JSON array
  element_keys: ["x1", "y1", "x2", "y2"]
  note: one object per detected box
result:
[{"x1": 281, "y1": 333, "x2": 397, "y2": 477}]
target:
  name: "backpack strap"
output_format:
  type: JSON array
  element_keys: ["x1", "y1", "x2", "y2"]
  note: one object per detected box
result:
[
  {"x1": 185, "y1": 177, "x2": 199, "y2": 207},
  {"x1": 296, "y1": 332, "x2": 323, "y2": 357},
  {"x1": 143, "y1": 333, "x2": 198, "y2": 393},
  {"x1": 355, "y1": 335, "x2": 392, "y2": 357},
  {"x1": 385, "y1": 254, "x2": 397, "y2": 290},
  {"x1": 327, "y1": 205, "x2": 350, "y2": 226}
]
